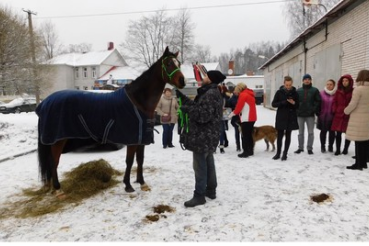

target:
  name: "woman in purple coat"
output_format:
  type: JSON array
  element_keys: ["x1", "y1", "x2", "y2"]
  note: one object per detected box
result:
[
  {"x1": 317, "y1": 79, "x2": 336, "y2": 153},
  {"x1": 331, "y1": 74, "x2": 354, "y2": 155}
]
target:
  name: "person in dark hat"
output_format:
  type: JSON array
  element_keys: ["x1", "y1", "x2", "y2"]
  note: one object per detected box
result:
[
  {"x1": 175, "y1": 70, "x2": 224, "y2": 207},
  {"x1": 294, "y1": 73, "x2": 321, "y2": 155}
]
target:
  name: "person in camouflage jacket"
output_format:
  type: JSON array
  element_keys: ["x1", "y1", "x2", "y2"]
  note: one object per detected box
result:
[{"x1": 176, "y1": 70, "x2": 224, "y2": 208}]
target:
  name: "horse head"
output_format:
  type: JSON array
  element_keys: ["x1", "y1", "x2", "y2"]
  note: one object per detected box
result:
[{"x1": 161, "y1": 47, "x2": 186, "y2": 89}]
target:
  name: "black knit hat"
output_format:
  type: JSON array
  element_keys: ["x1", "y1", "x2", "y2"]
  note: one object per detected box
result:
[
  {"x1": 302, "y1": 74, "x2": 312, "y2": 80},
  {"x1": 207, "y1": 70, "x2": 226, "y2": 84}
]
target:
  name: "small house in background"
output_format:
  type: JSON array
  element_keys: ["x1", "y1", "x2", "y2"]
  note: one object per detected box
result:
[{"x1": 45, "y1": 42, "x2": 139, "y2": 97}]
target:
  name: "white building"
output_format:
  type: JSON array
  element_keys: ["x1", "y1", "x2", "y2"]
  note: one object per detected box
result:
[
  {"x1": 45, "y1": 43, "x2": 138, "y2": 98},
  {"x1": 259, "y1": 0, "x2": 369, "y2": 108}
]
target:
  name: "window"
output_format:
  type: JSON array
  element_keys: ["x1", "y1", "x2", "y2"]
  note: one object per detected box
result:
[
  {"x1": 75, "y1": 68, "x2": 79, "y2": 78},
  {"x1": 92, "y1": 67, "x2": 96, "y2": 78},
  {"x1": 83, "y1": 67, "x2": 88, "y2": 78}
]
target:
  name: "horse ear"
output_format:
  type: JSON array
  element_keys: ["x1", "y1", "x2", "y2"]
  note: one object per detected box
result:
[
  {"x1": 164, "y1": 46, "x2": 170, "y2": 56},
  {"x1": 174, "y1": 51, "x2": 179, "y2": 58}
]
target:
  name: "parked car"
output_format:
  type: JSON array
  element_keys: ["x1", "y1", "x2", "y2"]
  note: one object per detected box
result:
[{"x1": 0, "y1": 98, "x2": 37, "y2": 114}]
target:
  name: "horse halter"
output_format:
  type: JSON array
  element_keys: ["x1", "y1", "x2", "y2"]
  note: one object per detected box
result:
[{"x1": 161, "y1": 56, "x2": 181, "y2": 82}]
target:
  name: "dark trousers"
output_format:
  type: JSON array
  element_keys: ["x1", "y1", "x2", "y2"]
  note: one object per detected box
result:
[
  {"x1": 355, "y1": 140, "x2": 369, "y2": 168},
  {"x1": 192, "y1": 151, "x2": 217, "y2": 197},
  {"x1": 320, "y1": 130, "x2": 335, "y2": 148},
  {"x1": 276, "y1": 129, "x2": 292, "y2": 155},
  {"x1": 219, "y1": 121, "x2": 228, "y2": 146},
  {"x1": 241, "y1": 121, "x2": 255, "y2": 155},
  {"x1": 231, "y1": 117, "x2": 241, "y2": 149},
  {"x1": 334, "y1": 131, "x2": 351, "y2": 152},
  {"x1": 162, "y1": 123, "x2": 175, "y2": 147}
]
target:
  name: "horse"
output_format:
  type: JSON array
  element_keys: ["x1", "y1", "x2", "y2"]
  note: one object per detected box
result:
[{"x1": 36, "y1": 46, "x2": 185, "y2": 197}]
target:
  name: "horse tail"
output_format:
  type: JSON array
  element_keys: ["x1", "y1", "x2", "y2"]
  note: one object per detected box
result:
[{"x1": 38, "y1": 139, "x2": 53, "y2": 184}]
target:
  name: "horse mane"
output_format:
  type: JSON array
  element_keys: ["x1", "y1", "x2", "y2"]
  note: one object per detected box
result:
[{"x1": 125, "y1": 51, "x2": 175, "y2": 115}]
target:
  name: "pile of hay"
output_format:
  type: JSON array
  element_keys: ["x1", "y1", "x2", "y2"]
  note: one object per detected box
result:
[{"x1": 0, "y1": 159, "x2": 122, "y2": 219}]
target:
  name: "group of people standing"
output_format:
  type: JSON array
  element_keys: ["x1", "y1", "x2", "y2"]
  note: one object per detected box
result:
[
  {"x1": 271, "y1": 71, "x2": 369, "y2": 171},
  {"x1": 156, "y1": 69, "x2": 369, "y2": 208}
]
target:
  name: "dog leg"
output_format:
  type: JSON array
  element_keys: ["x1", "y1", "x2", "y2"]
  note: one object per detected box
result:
[{"x1": 264, "y1": 139, "x2": 269, "y2": 151}]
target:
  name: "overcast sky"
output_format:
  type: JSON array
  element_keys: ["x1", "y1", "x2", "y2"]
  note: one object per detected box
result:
[{"x1": 1, "y1": 0, "x2": 291, "y2": 57}]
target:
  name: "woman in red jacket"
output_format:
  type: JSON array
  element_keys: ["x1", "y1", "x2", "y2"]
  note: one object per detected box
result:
[
  {"x1": 331, "y1": 74, "x2": 353, "y2": 155},
  {"x1": 228, "y1": 83, "x2": 257, "y2": 158}
]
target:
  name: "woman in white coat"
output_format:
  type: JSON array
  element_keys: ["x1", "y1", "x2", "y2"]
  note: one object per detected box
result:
[{"x1": 344, "y1": 69, "x2": 369, "y2": 170}]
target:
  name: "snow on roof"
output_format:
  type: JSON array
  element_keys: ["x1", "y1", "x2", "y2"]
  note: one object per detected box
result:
[
  {"x1": 48, "y1": 49, "x2": 115, "y2": 66},
  {"x1": 98, "y1": 66, "x2": 140, "y2": 80}
]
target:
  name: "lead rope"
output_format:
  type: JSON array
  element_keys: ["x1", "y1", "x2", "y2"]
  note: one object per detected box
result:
[{"x1": 177, "y1": 97, "x2": 189, "y2": 150}]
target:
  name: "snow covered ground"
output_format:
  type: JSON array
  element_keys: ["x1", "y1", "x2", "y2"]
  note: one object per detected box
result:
[{"x1": 1, "y1": 105, "x2": 369, "y2": 242}]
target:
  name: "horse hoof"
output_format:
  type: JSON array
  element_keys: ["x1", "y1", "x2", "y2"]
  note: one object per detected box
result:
[
  {"x1": 141, "y1": 183, "x2": 151, "y2": 191},
  {"x1": 125, "y1": 187, "x2": 135, "y2": 193}
]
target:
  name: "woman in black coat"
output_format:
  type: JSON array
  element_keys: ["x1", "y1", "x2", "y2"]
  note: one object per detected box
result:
[{"x1": 271, "y1": 76, "x2": 299, "y2": 160}]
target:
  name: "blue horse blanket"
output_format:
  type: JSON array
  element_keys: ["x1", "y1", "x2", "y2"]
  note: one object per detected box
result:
[{"x1": 36, "y1": 88, "x2": 154, "y2": 146}]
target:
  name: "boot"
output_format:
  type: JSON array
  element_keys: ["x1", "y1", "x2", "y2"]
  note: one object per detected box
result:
[
  {"x1": 342, "y1": 140, "x2": 350, "y2": 155},
  {"x1": 236, "y1": 143, "x2": 241, "y2": 152},
  {"x1": 272, "y1": 154, "x2": 280, "y2": 160},
  {"x1": 184, "y1": 196, "x2": 206, "y2": 207},
  {"x1": 281, "y1": 150, "x2": 288, "y2": 161},
  {"x1": 321, "y1": 145, "x2": 326, "y2": 153},
  {"x1": 206, "y1": 189, "x2": 216, "y2": 199},
  {"x1": 335, "y1": 138, "x2": 341, "y2": 155},
  {"x1": 346, "y1": 163, "x2": 363, "y2": 171},
  {"x1": 328, "y1": 145, "x2": 333, "y2": 152},
  {"x1": 238, "y1": 152, "x2": 249, "y2": 158},
  {"x1": 224, "y1": 140, "x2": 229, "y2": 148},
  {"x1": 272, "y1": 149, "x2": 281, "y2": 160},
  {"x1": 219, "y1": 145, "x2": 225, "y2": 154}
]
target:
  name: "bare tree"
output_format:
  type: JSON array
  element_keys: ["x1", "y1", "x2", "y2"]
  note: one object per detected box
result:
[
  {"x1": 218, "y1": 41, "x2": 286, "y2": 75},
  {"x1": 284, "y1": 0, "x2": 340, "y2": 39},
  {"x1": 38, "y1": 20, "x2": 61, "y2": 61},
  {"x1": 120, "y1": 9, "x2": 182, "y2": 68},
  {"x1": 172, "y1": 8, "x2": 195, "y2": 64},
  {"x1": 188, "y1": 44, "x2": 217, "y2": 64},
  {"x1": 58, "y1": 43, "x2": 92, "y2": 54},
  {"x1": 0, "y1": 5, "x2": 32, "y2": 96}
]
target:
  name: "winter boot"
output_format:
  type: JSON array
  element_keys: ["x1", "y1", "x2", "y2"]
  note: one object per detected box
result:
[
  {"x1": 281, "y1": 150, "x2": 288, "y2": 161},
  {"x1": 184, "y1": 196, "x2": 206, "y2": 207},
  {"x1": 328, "y1": 145, "x2": 333, "y2": 152},
  {"x1": 342, "y1": 140, "x2": 350, "y2": 155},
  {"x1": 219, "y1": 145, "x2": 225, "y2": 154},
  {"x1": 238, "y1": 152, "x2": 249, "y2": 158},
  {"x1": 321, "y1": 145, "x2": 326, "y2": 153},
  {"x1": 206, "y1": 189, "x2": 216, "y2": 199}
]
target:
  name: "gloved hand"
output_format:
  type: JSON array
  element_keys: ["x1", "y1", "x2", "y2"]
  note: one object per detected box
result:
[
  {"x1": 228, "y1": 112, "x2": 235, "y2": 119},
  {"x1": 175, "y1": 89, "x2": 185, "y2": 99}
]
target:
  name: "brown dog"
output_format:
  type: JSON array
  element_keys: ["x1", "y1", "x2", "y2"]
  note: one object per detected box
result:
[{"x1": 252, "y1": 125, "x2": 277, "y2": 151}]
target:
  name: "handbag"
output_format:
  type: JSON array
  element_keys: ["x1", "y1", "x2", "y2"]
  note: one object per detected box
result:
[{"x1": 161, "y1": 99, "x2": 173, "y2": 123}]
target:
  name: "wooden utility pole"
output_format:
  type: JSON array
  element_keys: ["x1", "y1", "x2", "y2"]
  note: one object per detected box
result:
[{"x1": 23, "y1": 9, "x2": 40, "y2": 104}]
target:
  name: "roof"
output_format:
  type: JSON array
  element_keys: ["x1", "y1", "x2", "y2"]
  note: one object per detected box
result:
[
  {"x1": 259, "y1": 0, "x2": 359, "y2": 70},
  {"x1": 98, "y1": 66, "x2": 140, "y2": 80},
  {"x1": 47, "y1": 49, "x2": 116, "y2": 66}
]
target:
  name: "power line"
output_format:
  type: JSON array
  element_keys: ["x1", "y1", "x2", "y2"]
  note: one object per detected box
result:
[{"x1": 38, "y1": 0, "x2": 293, "y2": 19}]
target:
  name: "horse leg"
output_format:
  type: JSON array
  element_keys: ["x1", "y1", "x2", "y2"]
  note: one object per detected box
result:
[
  {"x1": 136, "y1": 145, "x2": 150, "y2": 191},
  {"x1": 123, "y1": 145, "x2": 136, "y2": 192},
  {"x1": 50, "y1": 140, "x2": 67, "y2": 198}
]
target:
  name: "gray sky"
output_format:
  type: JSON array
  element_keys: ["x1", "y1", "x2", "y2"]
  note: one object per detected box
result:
[{"x1": 1, "y1": 0, "x2": 291, "y2": 57}]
